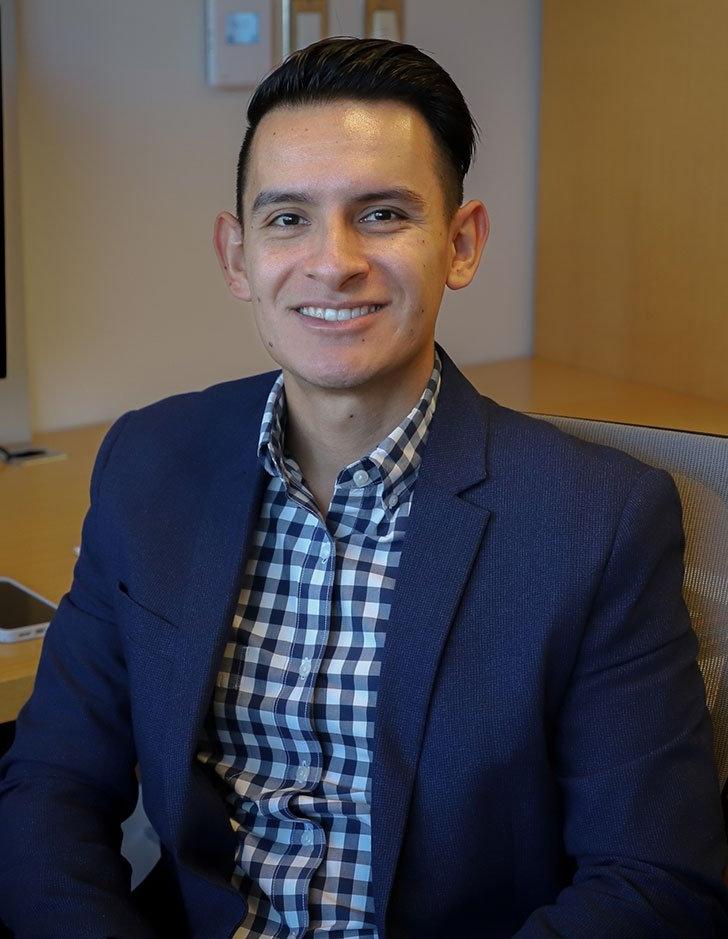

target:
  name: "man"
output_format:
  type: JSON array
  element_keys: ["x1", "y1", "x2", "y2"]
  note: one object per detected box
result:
[{"x1": 1, "y1": 37, "x2": 726, "y2": 939}]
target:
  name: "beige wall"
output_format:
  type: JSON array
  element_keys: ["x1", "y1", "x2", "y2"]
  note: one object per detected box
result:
[
  {"x1": 535, "y1": 0, "x2": 728, "y2": 403},
  {"x1": 18, "y1": 0, "x2": 540, "y2": 431}
]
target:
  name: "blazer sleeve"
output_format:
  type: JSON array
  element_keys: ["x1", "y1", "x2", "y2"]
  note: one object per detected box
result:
[
  {"x1": 0, "y1": 413, "x2": 158, "y2": 938},
  {"x1": 512, "y1": 466, "x2": 728, "y2": 937}
]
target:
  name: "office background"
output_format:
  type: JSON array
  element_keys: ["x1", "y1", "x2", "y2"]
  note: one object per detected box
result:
[
  {"x1": 2, "y1": 0, "x2": 727, "y2": 756},
  {"x1": 17, "y1": 0, "x2": 540, "y2": 433}
]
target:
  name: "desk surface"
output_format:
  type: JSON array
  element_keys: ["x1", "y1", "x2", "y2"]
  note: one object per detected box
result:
[
  {"x1": 461, "y1": 357, "x2": 728, "y2": 436},
  {"x1": 0, "y1": 423, "x2": 109, "y2": 722},
  {"x1": 1, "y1": 357, "x2": 726, "y2": 722}
]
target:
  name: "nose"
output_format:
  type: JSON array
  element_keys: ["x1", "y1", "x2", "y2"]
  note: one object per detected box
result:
[{"x1": 304, "y1": 217, "x2": 370, "y2": 289}]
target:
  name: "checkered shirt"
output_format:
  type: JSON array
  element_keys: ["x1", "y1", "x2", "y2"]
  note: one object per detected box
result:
[{"x1": 196, "y1": 352, "x2": 441, "y2": 939}]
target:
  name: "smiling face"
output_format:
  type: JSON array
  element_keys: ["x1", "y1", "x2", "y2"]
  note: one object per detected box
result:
[{"x1": 215, "y1": 99, "x2": 488, "y2": 401}]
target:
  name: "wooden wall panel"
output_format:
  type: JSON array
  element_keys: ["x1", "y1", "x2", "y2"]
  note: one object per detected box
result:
[{"x1": 534, "y1": 0, "x2": 728, "y2": 402}]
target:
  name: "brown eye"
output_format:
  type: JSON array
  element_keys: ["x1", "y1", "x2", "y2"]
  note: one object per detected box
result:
[
  {"x1": 271, "y1": 213, "x2": 304, "y2": 226},
  {"x1": 361, "y1": 208, "x2": 403, "y2": 223}
]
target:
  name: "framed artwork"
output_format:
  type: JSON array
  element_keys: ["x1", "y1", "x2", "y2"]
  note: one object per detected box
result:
[
  {"x1": 205, "y1": 0, "x2": 273, "y2": 87},
  {"x1": 365, "y1": 0, "x2": 403, "y2": 41},
  {"x1": 287, "y1": 0, "x2": 328, "y2": 54}
]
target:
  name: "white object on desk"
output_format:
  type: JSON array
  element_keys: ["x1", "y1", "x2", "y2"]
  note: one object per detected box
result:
[{"x1": 0, "y1": 578, "x2": 56, "y2": 643}]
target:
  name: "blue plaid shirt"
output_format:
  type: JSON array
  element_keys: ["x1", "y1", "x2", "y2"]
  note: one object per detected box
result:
[{"x1": 196, "y1": 352, "x2": 441, "y2": 938}]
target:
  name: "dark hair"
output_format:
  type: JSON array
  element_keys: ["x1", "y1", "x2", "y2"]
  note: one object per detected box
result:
[{"x1": 235, "y1": 37, "x2": 479, "y2": 221}]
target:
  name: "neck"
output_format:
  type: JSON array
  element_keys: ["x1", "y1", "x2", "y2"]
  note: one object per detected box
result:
[{"x1": 282, "y1": 351, "x2": 436, "y2": 500}]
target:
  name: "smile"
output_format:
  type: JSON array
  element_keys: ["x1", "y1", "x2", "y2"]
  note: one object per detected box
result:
[{"x1": 295, "y1": 304, "x2": 384, "y2": 321}]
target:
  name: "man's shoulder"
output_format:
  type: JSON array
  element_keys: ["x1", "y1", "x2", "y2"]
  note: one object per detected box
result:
[
  {"x1": 97, "y1": 370, "x2": 280, "y2": 477},
  {"x1": 478, "y1": 393, "x2": 665, "y2": 503},
  {"x1": 485, "y1": 396, "x2": 642, "y2": 466},
  {"x1": 438, "y1": 348, "x2": 656, "y2": 500},
  {"x1": 132, "y1": 369, "x2": 280, "y2": 429},
  {"x1": 126, "y1": 368, "x2": 277, "y2": 433},
  {"x1": 458, "y1": 395, "x2": 683, "y2": 558}
]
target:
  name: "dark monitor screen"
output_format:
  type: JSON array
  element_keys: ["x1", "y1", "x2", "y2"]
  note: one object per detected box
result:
[{"x1": 0, "y1": 8, "x2": 5, "y2": 380}]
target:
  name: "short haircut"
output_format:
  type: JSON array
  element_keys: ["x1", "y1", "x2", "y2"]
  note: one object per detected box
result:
[{"x1": 235, "y1": 37, "x2": 479, "y2": 221}]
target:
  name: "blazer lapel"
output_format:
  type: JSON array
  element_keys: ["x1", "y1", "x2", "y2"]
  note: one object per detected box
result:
[
  {"x1": 372, "y1": 349, "x2": 492, "y2": 931},
  {"x1": 157, "y1": 378, "x2": 274, "y2": 854}
]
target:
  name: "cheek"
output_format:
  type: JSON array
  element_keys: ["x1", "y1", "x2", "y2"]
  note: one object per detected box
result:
[{"x1": 259, "y1": 246, "x2": 309, "y2": 297}]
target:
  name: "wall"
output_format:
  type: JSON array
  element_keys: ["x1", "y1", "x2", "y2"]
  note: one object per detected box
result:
[
  {"x1": 535, "y1": 0, "x2": 728, "y2": 403},
  {"x1": 17, "y1": 0, "x2": 540, "y2": 431}
]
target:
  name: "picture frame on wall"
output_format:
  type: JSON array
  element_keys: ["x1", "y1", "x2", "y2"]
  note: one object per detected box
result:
[
  {"x1": 205, "y1": 0, "x2": 273, "y2": 87},
  {"x1": 365, "y1": 0, "x2": 403, "y2": 41},
  {"x1": 285, "y1": 0, "x2": 328, "y2": 55}
]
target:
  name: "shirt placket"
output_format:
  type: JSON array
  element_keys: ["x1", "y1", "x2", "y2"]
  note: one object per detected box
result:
[
  {"x1": 276, "y1": 503, "x2": 336, "y2": 932},
  {"x1": 236, "y1": 359, "x2": 440, "y2": 938}
]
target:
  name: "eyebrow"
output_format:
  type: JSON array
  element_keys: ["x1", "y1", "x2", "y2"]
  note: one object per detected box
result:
[
  {"x1": 250, "y1": 187, "x2": 428, "y2": 216},
  {"x1": 250, "y1": 190, "x2": 314, "y2": 215}
]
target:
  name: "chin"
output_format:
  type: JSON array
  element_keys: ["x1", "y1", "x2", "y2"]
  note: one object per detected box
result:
[
  {"x1": 283, "y1": 349, "x2": 375, "y2": 385},
  {"x1": 289, "y1": 359, "x2": 385, "y2": 392},
  {"x1": 302, "y1": 370, "x2": 374, "y2": 391}
]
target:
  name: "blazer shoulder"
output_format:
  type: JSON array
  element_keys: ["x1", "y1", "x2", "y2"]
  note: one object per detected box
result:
[
  {"x1": 95, "y1": 370, "x2": 280, "y2": 483},
  {"x1": 480, "y1": 396, "x2": 668, "y2": 501},
  {"x1": 131, "y1": 369, "x2": 279, "y2": 430},
  {"x1": 116, "y1": 369, "x2": 277, "y2": 439}
]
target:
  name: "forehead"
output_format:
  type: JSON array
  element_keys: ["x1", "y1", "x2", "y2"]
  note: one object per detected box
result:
[{"x1": 245, "y1": 99, "x2": 442, "y2": 206}]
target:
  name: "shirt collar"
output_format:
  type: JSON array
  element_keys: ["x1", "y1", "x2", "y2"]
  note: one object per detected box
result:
[{"x1": 258, "y1": 350, "x2": 442, "y2": 499}]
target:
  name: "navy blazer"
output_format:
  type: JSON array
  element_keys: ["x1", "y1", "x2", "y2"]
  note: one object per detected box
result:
[{"x1": 1, "y1": 348, "x2": 727, "y2": 938}]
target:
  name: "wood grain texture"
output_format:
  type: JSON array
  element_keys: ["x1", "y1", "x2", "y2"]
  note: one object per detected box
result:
[
  {"x1": 0, "y1": 422, "x2": 108, "y2": 722},
  {"x1": 535, "y1": 0, "x2": 728, "y2": 403},
  {"x1": 462, "y1": 357, "x2": 728, "y2": 436}
]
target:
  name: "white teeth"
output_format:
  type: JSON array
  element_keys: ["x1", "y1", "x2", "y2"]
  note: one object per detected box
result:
[{"x1": 298, "y1": 304, "x2": 381, "y2": 321}]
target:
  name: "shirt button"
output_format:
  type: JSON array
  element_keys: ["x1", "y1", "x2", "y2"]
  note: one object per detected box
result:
[
  {"x1": 319, "y1": 545, "x2": 330, "y2": 565},
  {"x1": 301, "y1": 829, "x2": 314, "y2": 846},
  {"x1": 300, "y1": 657, "x2": 312, "y2": 677},
  {"x1": 353, "y1": 469, "x2": 369, "y2": 488},
  {"x1": 296, "y1": 766, "x2": 308, "y2": 783},
  {"x1": 387, "y1": 494, "x2": 398, "y2": 509}
]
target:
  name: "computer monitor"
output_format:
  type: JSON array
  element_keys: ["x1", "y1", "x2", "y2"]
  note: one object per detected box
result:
[
  {"x1": 0, "y1": 0, "x2": 31, "y2": 447},
  {"x1": 0, "y1": 27, "x2": 6, "y2": 381}
]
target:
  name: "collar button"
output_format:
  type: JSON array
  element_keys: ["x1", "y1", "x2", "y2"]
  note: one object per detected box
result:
[{"x1": 353, "y1": 469, "x2": 370, "y2": 488}]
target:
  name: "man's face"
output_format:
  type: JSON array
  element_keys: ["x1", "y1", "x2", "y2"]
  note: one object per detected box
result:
[{"x1": 217, "y1": 99, "x2": 487, "y2": 396}]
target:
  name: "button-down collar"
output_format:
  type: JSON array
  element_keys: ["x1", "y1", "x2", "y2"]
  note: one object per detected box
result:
[{"x1": 257, "y1": 351, "x2": 442, "y2": 505}]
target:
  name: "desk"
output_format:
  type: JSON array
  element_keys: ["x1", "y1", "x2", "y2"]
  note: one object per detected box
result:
[
  {"x1": 1, "y1": 357, "x2": 726, "y2": 722},
  {"x1": 461, "y1": 357, "x2": 728, "y2": 437},
  {"x1": 0, "y1": 422, "x2": 109, "y2": 722}
]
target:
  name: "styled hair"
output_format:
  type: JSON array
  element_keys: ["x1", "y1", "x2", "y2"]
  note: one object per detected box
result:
[{"x1": 235, "y1": 37, "x2": 479, "y2": 221}]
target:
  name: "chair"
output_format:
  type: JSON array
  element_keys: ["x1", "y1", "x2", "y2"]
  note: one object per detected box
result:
[
  {"x1": 533, "y1": 414, "x2": 728, "y2": 833},
  {"x1": 121, "y1": 783, "x2": 161, "y2": 889}
]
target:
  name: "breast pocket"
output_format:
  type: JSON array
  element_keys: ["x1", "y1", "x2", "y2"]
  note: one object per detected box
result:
[
  {"x1": 114, "y1": 581, "x2": 179, "y2": 664},
  {"x1": 114, "y1": 583, "x2": 178, "y2": 777}
]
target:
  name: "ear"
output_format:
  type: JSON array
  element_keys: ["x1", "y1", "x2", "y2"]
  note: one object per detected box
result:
[
  {"x1": 213, "y1": 211, "x2": 252, "y2": 301},
  {"x1": 446, "y1": 200, "x2": 490, "y2": 291}
]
